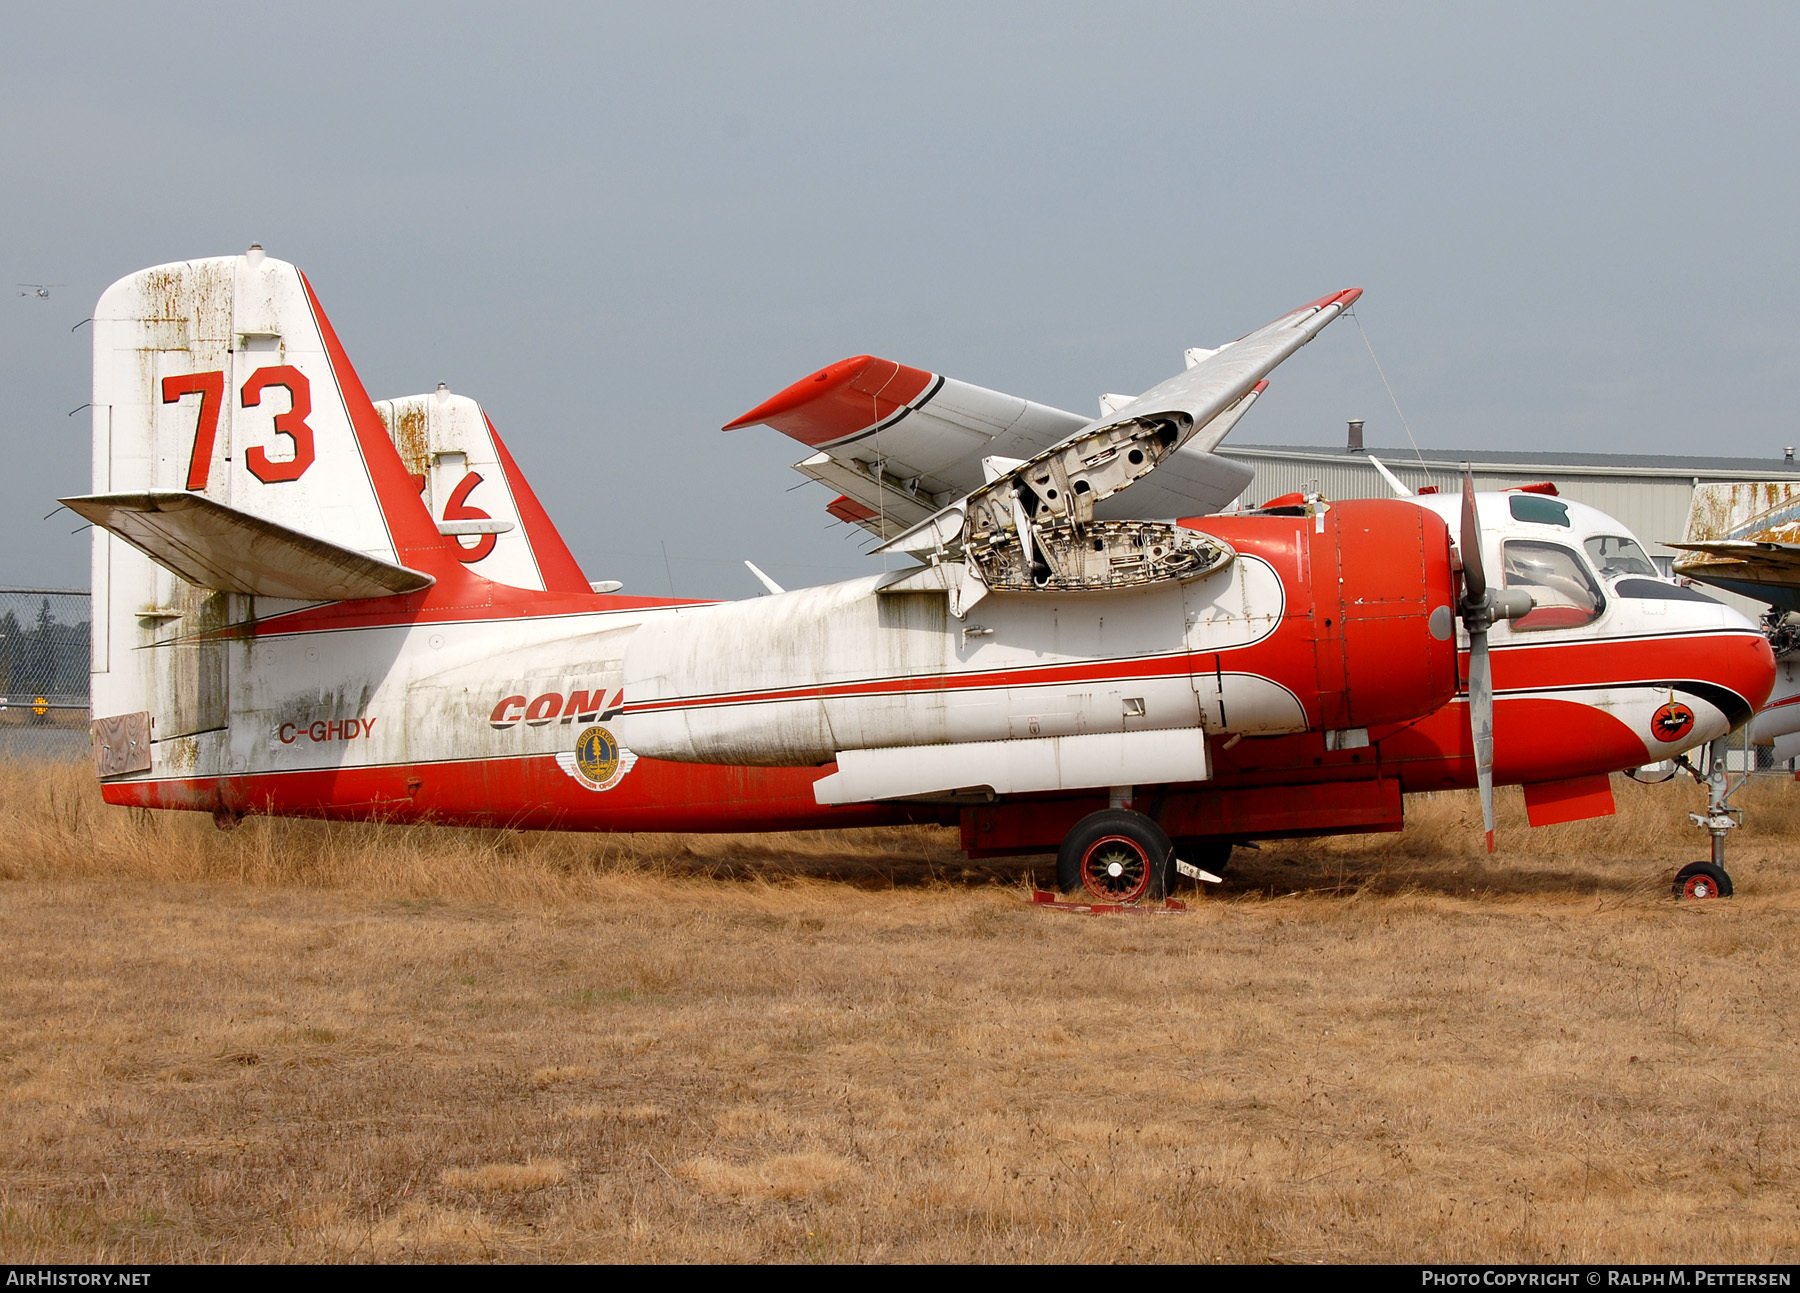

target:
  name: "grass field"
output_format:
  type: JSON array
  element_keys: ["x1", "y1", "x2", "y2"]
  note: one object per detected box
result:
[{"x1": 1, "y1": 762, "x2": 1797, "y2": 1263}]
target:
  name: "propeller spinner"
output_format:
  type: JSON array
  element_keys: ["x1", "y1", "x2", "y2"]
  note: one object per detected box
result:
[{"x1": 1458, "y1": 472, "x2": 1534, "y2": 851}]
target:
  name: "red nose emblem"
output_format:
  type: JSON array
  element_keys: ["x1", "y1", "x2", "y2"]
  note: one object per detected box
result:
[{"x1": 1651, "y1": 701, "x2": 1696, "y2": 743}]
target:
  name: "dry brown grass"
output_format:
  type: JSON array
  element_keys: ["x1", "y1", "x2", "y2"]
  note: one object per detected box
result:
[{"x1": 1, "y1": 760, "x2": 1798, "y2": 1263}]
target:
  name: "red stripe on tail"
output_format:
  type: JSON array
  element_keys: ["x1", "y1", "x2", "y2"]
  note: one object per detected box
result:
[
  {"x1": 298, "y1": 270, "x2": 457, "y2": 574},
  {"x1": 485, "y1": 413, "x2": 592, "y2": 595}
]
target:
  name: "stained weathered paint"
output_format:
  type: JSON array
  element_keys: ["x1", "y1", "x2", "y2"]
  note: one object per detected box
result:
[
  {"x1": 1678, "y1": 480, "x2": 1800, "y2": 558},
  {"x1": 372, "y1": 390, "x2": 551, "y2": 592},
  {"x1": 77, "y1": 253, "x2": 1778, "y2": 842}
]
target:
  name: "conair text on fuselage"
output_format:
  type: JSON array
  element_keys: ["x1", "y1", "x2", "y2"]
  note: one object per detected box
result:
[{"x1": 489, "y1": 688, "x2": 619, "y2": 730}]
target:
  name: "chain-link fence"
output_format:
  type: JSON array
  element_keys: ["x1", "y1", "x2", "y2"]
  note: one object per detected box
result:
[{"x1": 0, "y1": 587, "x2": 90, "y2": 761}]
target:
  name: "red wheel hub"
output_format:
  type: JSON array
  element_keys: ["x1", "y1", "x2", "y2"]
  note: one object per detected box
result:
[
  {"x1": 1080, "y1": 834, "x2": 1152, "y2": 903},
  {"x1": 1683, "y1": 873, "x2": 1719, "y2": 899}
]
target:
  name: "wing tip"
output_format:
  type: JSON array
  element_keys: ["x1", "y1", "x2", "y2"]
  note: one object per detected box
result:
[
  {"x1": 1298, "y1": 287, "x2": 1363, "y2": 313},
  {"x1": 722, "y1": 354, "x2": 877, "y2": 431},
  {"x1": 722, "y1": 355, "x2": 937, "y2": 446}
]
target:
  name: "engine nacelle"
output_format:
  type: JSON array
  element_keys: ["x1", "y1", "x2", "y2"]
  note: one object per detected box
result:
[{"x1": 1198, "y1": 497, "x2": 1460, "y2": 732}]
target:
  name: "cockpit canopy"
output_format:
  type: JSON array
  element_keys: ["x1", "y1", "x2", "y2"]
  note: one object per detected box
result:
[{"x1": 1422, "y1": 490, "x2": 1729, "y2": 634}]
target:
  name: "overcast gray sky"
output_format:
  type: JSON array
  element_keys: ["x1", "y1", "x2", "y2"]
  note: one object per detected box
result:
[{"x1": 6, "y1": 2, "x2": 1798, "y2": 597}]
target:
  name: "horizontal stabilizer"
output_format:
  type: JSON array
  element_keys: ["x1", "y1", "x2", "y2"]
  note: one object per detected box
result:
[{"x1": 63, "y1": 492, "x2": 434, "y2": 602}]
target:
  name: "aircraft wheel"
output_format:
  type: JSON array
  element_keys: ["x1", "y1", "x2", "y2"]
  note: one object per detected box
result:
[
  {"x1": 1672, "y1": 860, "x2": 1733, "y2": 900},
  {"x1": 1058, "y1": 809, "x2": 1172, "y2": 904}
]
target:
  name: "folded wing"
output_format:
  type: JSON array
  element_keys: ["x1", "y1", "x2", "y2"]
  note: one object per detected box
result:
[
  {"x1": 871, "y1": 288, "x2": 1359, "y2": 581},
  {"x1": 726, "y1": 356, "x2": 1090, "y2": 536},
  {"x1": 728, "y1": 290, "x2": 1357, "y2": 544}
]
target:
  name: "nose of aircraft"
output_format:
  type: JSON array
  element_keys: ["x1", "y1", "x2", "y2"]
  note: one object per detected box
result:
[{"x1": 1698, "y1": 603, "x2": 1777, "y2": 730}]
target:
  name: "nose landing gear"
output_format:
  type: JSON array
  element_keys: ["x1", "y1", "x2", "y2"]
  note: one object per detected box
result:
[
  {"x1": 1674, "y1": 735, "x2": 1742, "y2": 900},
  {"x1": 1673, "y1": 860, "x2": 1733, "y2": 899}
]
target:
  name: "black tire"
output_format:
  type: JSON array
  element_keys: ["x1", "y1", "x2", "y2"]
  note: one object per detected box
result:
[
  {"x1": 1057, "y1": 809, "x2": 1173, "y2": 903},
  {"x1": 1672, "y1": 860, "x2": 1733, "y2": 899},
  {"x1": 1171, "y1": 836, "x2": 1233, "y2": 883}
]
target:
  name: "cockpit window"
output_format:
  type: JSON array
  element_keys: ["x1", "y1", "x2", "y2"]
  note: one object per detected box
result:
[
  {"x1": 1502, "y1": 540, "x2": 1604, "y2": 631},
  {"x1": 1584, "y1": 535, "x2": 1659, "y2": 580},
  {"x1": 1508, "y1": 494, "x2": 1570, "y2": 527}
]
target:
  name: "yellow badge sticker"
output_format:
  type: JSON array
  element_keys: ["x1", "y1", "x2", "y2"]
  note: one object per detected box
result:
[{"x1": 555, "y1": 725, "x2": 637, "y2": 792}]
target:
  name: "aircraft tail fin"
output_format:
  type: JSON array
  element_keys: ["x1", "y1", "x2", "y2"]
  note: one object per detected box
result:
[
  {"x1": 373, "y1": 389, "x2": 590, "y2": 594},
  {"x1": 89, "y1": 249, "x2": 457, "y2": 571},
  {"x1": 85, "y1": 249, "x2": 477, "y2": 762}
]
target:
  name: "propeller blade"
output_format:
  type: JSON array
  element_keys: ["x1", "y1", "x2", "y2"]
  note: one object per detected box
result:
[
  {"x1": 1460, "y1": 467, "x2": 1499, "y2": 852},
  {"x1": 1468, "y1": 625, "x2": 1497, "y2": 852},
  {"x1": 1460, "y1": 469, "x2": 1486, "y2": 602}
]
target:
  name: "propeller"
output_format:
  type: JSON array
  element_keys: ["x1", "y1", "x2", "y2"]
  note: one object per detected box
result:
[{"x1": 1458, "y1": 471, "x2": 1534, "y2": 851}]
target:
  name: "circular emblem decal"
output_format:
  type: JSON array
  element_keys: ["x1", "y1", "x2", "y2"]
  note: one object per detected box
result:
[
  {"x1": 1650, "y1": 701, "x2": 1696, "y2": 744},
  {"x1": 577, "y1": 725, "x2": 620, "y2": 785},
  {"x1": 555, "y1": 725, "x2": 637, "y2": 792}
]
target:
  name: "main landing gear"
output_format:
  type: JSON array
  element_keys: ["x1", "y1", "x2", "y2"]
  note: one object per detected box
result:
[
  {"x1": 1055, "y1": 803, "x2": 1231, "y2": 904},
  {"x1": 1673, "y1": 735, "x2": 1742, "y2": 900}
]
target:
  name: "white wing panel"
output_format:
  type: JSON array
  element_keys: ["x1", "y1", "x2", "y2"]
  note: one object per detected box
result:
[{"x1": 725, "y1": 356, "x2": 1087, "y2": 536}]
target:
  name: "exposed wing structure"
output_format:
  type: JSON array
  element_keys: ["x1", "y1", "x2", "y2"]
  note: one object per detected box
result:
[
  {"x1": 729, "y1": 289, "x2": 1358, "y2": 615},
  {"x1": 727, "y1": 351, "x2": 1275, "y2": 539}
]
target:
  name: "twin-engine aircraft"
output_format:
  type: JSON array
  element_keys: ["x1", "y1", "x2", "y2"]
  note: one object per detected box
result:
[{"x1": 69, "y1": 251, "x2": 1776, "y2": 903}]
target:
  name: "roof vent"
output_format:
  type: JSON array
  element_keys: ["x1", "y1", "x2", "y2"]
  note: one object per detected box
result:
[{"x1": 1346, "y1": 419, "x2": 1364, "y2": 453}]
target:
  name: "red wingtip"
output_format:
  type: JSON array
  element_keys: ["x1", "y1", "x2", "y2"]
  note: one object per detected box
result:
[
  {"x1": 1251, "y1": 379, "x2": 1271, "y2": 394},
  {"x1": 1485, "y1": 829, "x2": 1496, "y2": 854},
  {"x1": 1297, "y1": 287, "x2": 1363, "y2": 313},
  {"x1": 723, "y1": 355, "x2": 934, "y2": 447},
  {"x1": 723, "y1": 355, "x2": 877, "y2": 431}
]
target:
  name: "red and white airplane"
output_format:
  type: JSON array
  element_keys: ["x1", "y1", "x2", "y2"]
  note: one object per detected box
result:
[{"x1": 68, "y1": 250, "x2": 1776, "y2": 902}]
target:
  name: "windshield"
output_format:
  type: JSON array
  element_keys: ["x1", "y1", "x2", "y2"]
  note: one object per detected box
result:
[
  {"x1": 1503, "y1": 540, "x2": 1605, "y2": 631},
  {"x1": 1584, "y1": 535, "x2": 1659, "y2": 580}
]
